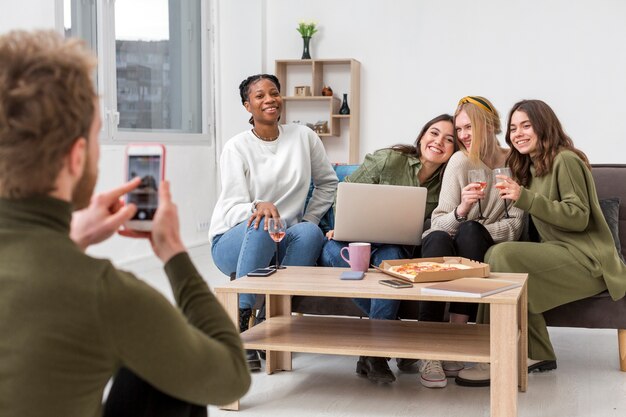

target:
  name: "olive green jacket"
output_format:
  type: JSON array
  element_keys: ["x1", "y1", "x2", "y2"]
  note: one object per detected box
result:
[
  {"x1": 345, "y1": 149, "x2": 444, "y2": 220},
  {"x1": 514, "y1": 151, "x2": 626, "y2": 300},
  {"x1": 0, "y1": 196, "x2": 250, "y2": 417}
]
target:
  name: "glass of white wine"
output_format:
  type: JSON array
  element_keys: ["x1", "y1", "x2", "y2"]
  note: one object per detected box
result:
[
  {"x1": 267, "y1": 217, "x2": 286, "y2": 270},
  {"x1": 493, "y1": 167, "x2": 513, "y2": 219},
  {"x1": 468, "y1": 169, "x2": 488, "y2": 220}
]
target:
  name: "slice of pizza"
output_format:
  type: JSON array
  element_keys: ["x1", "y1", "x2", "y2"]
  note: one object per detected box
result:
[{"x1": 388, "y1": 261, "x2": 471, "y2": 278}]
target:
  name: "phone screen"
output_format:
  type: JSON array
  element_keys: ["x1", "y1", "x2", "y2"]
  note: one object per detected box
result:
[{"x1": 127, "y1": 154, "x2": 161, "y2": 221}]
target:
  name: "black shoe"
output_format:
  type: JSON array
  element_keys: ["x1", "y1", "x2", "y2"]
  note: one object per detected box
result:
[
  {"x1": 396, "y1": 358, "x2": 419, "y2": 372},
  {"x1": 239, "y1": 308, "x2": 262, "y2": 371},
  {"x1": 246, "y1": 349, "x2": 261, "y2": 372},
  {"x1": 254, "y1": 307, "x2": 266, "y2": 360},
  {"x1": 528, "y1": 359, "x2": 557, "y2": 373},
  {"x1": 356, "y1": 356, "x2": 396, "y2": 384},
  {"x1": 239, "y1": 308, "x2": 252, "y2": 333}
]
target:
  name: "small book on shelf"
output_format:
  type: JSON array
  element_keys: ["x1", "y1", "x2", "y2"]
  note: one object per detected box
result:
[{"x1": 421, "y1": 277, "x2": 522, "y2": 298}]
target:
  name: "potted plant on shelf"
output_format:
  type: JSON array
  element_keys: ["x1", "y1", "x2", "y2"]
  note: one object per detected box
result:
[{"x1": 296, "y1": 20, "x2": 318, "y2": 60}]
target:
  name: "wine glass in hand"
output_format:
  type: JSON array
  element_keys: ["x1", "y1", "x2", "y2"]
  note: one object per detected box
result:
[
  {"x1": 267, "y1": 217, "x2": 286, "y2": 270},
  {"x1": 468, "y1": 169, "x2": 488, "y2": 220},
  {"x1": 493, "y1": 167, "x2": 513, "y2": 219}
]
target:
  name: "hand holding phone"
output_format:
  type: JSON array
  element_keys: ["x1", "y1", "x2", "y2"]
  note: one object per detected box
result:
[
  {"x1": 124, "y1": 144, "x2": 165, "y2": 231},
  {"x1": 71, "y1": 178, "x2": 141, "y2": 250},
  {"x1": 379, "y1": 279, "x2": 413, "y2": 289}
]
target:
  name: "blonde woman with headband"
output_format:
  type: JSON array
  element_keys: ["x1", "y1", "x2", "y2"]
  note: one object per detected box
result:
[{"x1": 414, "y1": 96, "x2": 524, "y2": 389}]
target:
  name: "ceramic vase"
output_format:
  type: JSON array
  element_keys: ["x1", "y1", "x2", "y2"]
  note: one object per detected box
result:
[
  {"x1": 339, "y1": 93, "x2": 350, "y2": 115},
  {"x1": 301, "y1": 37, "x2": 311, "y2": 59}
]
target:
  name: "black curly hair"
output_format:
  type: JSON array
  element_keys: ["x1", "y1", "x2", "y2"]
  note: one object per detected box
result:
[{"x1": 238, "y1": 74, "x2": 281, "y2": 126}]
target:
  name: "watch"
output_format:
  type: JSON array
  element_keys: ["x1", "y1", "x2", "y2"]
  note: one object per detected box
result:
[{"x1": 454, "y1": 206, "x2": 467, "y2": 222}]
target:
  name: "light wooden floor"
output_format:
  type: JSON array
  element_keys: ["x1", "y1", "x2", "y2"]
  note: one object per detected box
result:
[{"x1": 120, "y1": 245, "x2": 626, "y2": 417}]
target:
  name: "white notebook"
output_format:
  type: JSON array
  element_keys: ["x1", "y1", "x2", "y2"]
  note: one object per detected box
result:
[{"x1": 421, "y1": 278, "x2": 521, "y2": 298}]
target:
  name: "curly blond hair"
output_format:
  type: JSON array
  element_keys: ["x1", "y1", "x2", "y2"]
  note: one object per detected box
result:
[{"x1": 0, "y1": 30, "x2": 97, "y2": 198}]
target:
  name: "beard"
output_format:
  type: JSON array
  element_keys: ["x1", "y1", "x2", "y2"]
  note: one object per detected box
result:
[{"x1": 71, "y1": 156, "x2": 98, "y2": 210}]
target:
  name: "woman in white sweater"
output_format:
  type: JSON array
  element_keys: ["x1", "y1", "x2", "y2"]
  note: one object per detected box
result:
[
  {"x1": 209, "y1": 74, "x2": 338, "y2": 370},
  {"x1": 417, "y1": 96, "x2": 524, "y2": 388}
]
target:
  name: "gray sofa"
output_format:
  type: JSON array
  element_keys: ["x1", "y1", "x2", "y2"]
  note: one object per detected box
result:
[{"x1": 291, "y1": 164, "x2": 626, "y2": 372}]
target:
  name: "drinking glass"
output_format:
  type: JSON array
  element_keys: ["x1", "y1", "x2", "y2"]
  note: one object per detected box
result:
[
  {"x1": 493, "y1": 167, "x2": 513, "y2": 219},
  {"x1": 467, "y1": 169, "x2": 488, "y2": 220},
  {"x1": 267, "y1": 217, "x2": 286, "y2": 270}
]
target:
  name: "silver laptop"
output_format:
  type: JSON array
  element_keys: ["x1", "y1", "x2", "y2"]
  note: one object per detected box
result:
[{"x1": 332, "y1": 182, "x2": 427, "y2": 245}]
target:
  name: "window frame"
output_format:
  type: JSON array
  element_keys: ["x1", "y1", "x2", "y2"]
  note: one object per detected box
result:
[{"x1": 56, "y1": 0, "x2": 215, "y2": 146}]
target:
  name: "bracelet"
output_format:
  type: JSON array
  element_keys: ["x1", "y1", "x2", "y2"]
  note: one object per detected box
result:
[{"x1": 454, "y1": 206, "x2": 467, "y2": 222}]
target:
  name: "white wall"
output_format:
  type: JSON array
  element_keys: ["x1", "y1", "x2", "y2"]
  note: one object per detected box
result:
[
  {"x1": 0, "y1": 0, "x2": 57, "y2": 31},
  {"x1": 3, "y1": 0, "x2": 626, "y2": 264},
  {"x1": 262, "y1": 0, "x2": 626, "y2": 164}
]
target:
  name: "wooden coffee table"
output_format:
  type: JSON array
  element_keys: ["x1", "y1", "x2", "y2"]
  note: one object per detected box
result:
[{"x1": 214, "y1": 267, "x2": 528, "y2": 416}]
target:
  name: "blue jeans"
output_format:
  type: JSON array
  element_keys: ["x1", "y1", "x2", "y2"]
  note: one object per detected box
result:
[
  {"x1": 212, "y1": 219, "x2": 324, "y2": 309},
  {"x1": 319, "y1": 239, "x2": 409, "y2": 320}
]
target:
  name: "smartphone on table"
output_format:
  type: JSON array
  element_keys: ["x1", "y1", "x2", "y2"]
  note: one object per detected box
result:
[
  {"x1": 340, "y1": 271, "x2": 365, "y2": 280},
  {"x1": 124, "y1": 144, "x2": 165, "y2": 231},
  {"x1": 379, "y1": 279, "x2": 413, "y2": 289},
  {"x1": 247, "y1": 268, "x2": 276, "y2": 277}
]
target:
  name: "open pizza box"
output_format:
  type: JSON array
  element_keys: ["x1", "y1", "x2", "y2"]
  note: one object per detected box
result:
[{"x1": 375, "y1": 257, "x2": 490, "y2": 283}]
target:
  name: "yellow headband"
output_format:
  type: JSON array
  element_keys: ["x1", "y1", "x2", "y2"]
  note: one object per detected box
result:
[{"x1": 458, "y1": 96, "x2": 494, "y2": 114}]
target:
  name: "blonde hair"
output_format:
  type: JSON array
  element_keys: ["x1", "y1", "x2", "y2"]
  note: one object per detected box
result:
[
  {"x1": 454, "y1": 96, "x2": 501, "y2": 165},
  {"x1": 0, "y1": 30, "x2": 97, "y2": 198}
]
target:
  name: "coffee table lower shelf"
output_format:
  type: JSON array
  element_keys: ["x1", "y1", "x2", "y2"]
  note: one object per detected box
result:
[{"x1": 242, "y1": 315, "x2": 490, "y2": 363}]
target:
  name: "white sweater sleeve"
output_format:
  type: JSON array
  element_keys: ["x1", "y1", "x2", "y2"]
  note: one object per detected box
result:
[
  {"x1": 302, "y1": 133, "x2": 338, "y2": 224},
  {"x1": 214, "y1": 147, "x2": 254, "y2": 229},
  {"x1": 426, "y1": 151, "x2": 524, "y2": 243},
  {"x1": 427, "y1": 152, "x2": 466, "y2": 235}
]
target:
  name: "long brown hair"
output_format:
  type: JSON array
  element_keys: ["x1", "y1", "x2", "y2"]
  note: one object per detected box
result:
[{"x1": 505, "y1": 99, "x2": 590, "y2": 186}]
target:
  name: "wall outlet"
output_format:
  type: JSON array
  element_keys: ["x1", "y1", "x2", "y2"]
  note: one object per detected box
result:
[{"x1": 196, "y1": 219, "x2": 211, "y2": 232}]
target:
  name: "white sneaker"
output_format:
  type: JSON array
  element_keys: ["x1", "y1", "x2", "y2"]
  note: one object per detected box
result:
[
  {"x1": 455, "y1": 363, "x2": 490, "y2": 387},
  {"x1": 442, "y1": 361, "x2": 464, "y2": 377},
  {"x1": 418, "y1": 360, "x2": 447, "y2": 388}
]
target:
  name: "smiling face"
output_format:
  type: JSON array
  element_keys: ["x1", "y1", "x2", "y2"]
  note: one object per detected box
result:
[
  {"x1": 419, "y1": 120, "x2": 456, "y2": 164},
  {"x1": 243, "y1": 78, "x2": 282, "y2": 126},
  {"x1": 454, "y1": 110, "x2": 472, "y2": 151},
  {"x1": 509, "y1": 110, "x2": 539, "y2": 157}
]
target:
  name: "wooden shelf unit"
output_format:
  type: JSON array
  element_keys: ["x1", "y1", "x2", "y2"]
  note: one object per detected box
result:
[{"x1": 275, "y1": 59, "x2": 361, "y2": 163}]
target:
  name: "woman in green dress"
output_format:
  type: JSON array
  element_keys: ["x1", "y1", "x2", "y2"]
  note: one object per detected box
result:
[{"x1": 456, "y1": 99, "x2": 626, "y2": 386}]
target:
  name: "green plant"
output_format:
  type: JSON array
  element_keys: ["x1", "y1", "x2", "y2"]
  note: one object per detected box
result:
[{"x1": 296, "y1": 21, "x2": 318, "y2": 38}]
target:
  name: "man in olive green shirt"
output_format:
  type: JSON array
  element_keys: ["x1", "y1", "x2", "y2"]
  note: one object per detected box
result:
[{"x1": 0, "y1": 30, "x2": 250, "y2": 417}]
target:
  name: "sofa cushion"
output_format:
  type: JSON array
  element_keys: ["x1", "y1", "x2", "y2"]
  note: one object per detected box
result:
[
  {"x1": 306, "y1": 164, "x2": 360, "y2": 233},
  {"x1": 599, "y1": 197, "x2": 625, "y2": 262}
]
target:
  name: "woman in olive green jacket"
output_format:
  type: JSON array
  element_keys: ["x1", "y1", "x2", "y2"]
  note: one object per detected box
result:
[{"x1": 456, "y1": 99, "x2": 626, "y2": 387}]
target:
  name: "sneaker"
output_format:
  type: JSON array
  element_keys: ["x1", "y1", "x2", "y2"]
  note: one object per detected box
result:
[
  {"x1": 442, "y1": 361, "x2": 464, "y2": 377},
  {"x1": 418, "y1": 360, "x2": 447, "y2": 388},
  {"x1": 456, "y1": 359, "x2": 557, "y2": 387},
  {"x1": 455, "y1": 363, "x2": 490, "y2": 387}
]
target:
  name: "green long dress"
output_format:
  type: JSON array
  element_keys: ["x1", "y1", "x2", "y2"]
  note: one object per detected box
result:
[{"x1": 485, "y1": 150, "x2": 626, "y2": 360}]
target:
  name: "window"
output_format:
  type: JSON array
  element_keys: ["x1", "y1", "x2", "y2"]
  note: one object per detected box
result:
[{"x1": 61, "y1": 0, "x2": 213, "y2": 143}]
